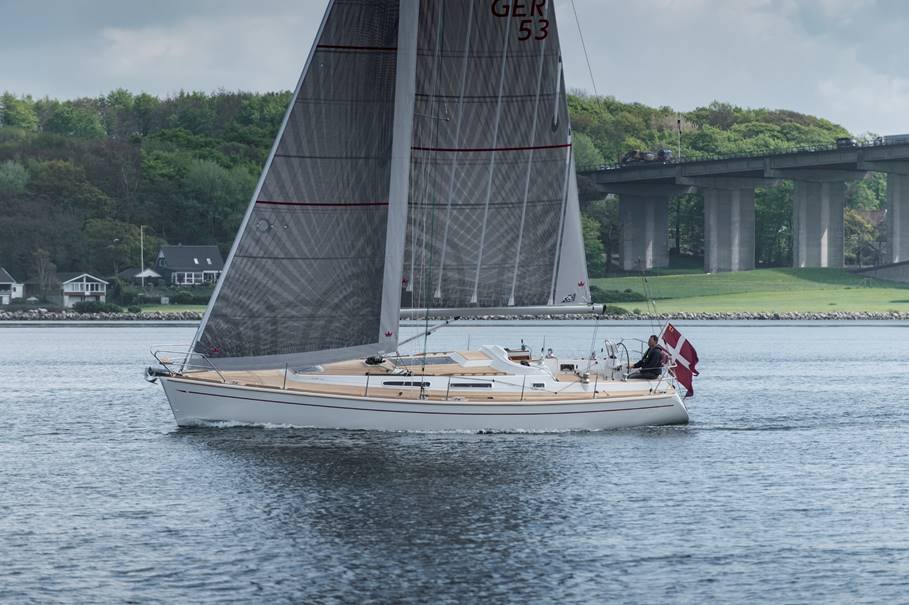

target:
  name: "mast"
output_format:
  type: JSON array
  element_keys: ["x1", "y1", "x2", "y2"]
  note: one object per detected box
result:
[{"x1": 379, "y1": 0, "x2": 420, "y2": 353}]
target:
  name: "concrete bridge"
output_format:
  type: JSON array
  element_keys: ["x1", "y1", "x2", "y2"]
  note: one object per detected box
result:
[{"x1": 581, "y1": 142, "x2": 909, "y2": 272}]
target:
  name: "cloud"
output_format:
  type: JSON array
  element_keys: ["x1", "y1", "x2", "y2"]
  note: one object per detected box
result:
[
  {"x1": 2, "y1": 0, "x2": 909, "y2": 135},
  {"x1": 0, "y1": 0, "x2": 328, "y2": 98},
  {"x1": 558, "y1": 0, "x2": 909, "y2": 134},
  {"x1": 817, "y1": 54, "x2": 909, "y2": 137},
  {"x1": 89, "y1": 5, "x2": 326, "y2": 95}
]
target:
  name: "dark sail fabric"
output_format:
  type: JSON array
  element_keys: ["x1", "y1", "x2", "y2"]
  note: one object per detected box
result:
[
  {"x1": 193, "y1": 0, "x2": 402, "y2": 368},
  {"x1": 402, "y1": 0, "x2": 590, "y2": 309},
  {"x1": 193, "y1": 0, "x2": 590, "y2": 369}
]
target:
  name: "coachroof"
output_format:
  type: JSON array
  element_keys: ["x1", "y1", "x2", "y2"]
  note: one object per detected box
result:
[
  {"x1": 157, "y1": 245, "x2": 224, "y2": 271},
  {"x1": 0, "y1": 267, "x2": 19, "y2": 284}
]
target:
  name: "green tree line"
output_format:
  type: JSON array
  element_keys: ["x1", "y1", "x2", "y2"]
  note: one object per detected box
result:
[
  {"x1": 0, "y1": 90, "x2": 887, "y2": 283},
  {"x1": 0, "y1": 89, "x2": 287, "y2": 281}
]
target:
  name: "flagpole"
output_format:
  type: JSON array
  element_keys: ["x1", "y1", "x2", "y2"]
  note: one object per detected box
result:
[{"x1": 677, "y1": 113, "x2": 682, "y2": 161}]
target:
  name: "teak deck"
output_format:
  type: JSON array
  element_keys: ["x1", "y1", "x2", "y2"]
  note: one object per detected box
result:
[
  {"x1": 177, "y1": 350, "x2": 663, "y2": 403},
  {"x1": 179, "y1": 372, "x2": 656, "y2": 402}
]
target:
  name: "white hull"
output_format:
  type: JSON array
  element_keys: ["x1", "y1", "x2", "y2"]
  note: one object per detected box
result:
[{"x1": 159, "y1": 376, "x2": 689, "y2": 432}]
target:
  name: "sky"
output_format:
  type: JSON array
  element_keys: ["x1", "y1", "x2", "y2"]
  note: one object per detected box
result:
[{"x1": 2, "y1": 0, "x2": 909, "y2": 135}]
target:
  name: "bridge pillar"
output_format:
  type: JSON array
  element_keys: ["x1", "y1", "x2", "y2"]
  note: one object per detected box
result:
[
  {"x1": 792, "y1": 181, "x2": 845, "y2": 268},
  {"x1": 887, "y1": 174, "x2": 909, "y2": 263},
  {"x1": 703, "y1": 188, "x2": 755, "y2": 272},
  {"x1": 619, "y1": 195, "x2": 668, "y2": 271}
]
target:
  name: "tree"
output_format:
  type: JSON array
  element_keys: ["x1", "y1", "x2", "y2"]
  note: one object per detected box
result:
[
  {"x1": 182, "y1": 159, "x2": 257, "y2": 243},
  {"x1": 31, "y1": 248, "x2": 57, "y2": 300},
  {"x1": 27, "y1": 160, "x2": 112, "y2": 219},
  {"x1": 755, "y1": 183, "x2": 793, "y2": 266},
  {"x1": 133, "y1": 92, "x2": 161, "y2": 136},
  {"x1": 168, "y1": 91, "x2": 216, "y2": 134},
  {"x1": 583, "y1": 198, "x2": 620, "y2": 273},
  {"x1": 582, "y1": 215, "x2": 606, "y2": 276},
  {"x1": 688, "y1": 101, "x2": 738, "y2": 130},
  {"x1": 573, "y1": 132, "x2": 605, "y2": 170},
  {"x1": 847, "y1": 173, "x2": 886, "y2": 210},
  {"x1": 0, "y1": 160, "x2": 28, "y2": 197},
  {"x1": 44, "y1": 103, "x2": 106, "y2": 138},
  {"x1": 81, "y1": 219, "x2": 167, "y2": 276},
  {"x1": 100, "y1": 88, "x2": 137, "y2": 139},
  {"x1": 0, "y1": 92, "x2": 38, "y2": 130},
  {"x1": 845, "y1": 208, "x2": 880, "y2": 266}
]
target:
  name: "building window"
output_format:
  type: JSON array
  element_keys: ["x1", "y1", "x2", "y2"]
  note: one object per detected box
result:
[{"x1": 174, "y1": 272, "x2": 204, "y2": 285}]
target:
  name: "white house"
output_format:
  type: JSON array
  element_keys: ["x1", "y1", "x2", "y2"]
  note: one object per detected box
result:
[
  {"x1": 156, "y1": 245, "x2": 224, "y2": 286},
  {"x1": 0, "y1": 267, "x2": 24, "y2": 305},
  {"x1": 60, "y1": 273, "x2": 109, "y2": 308}
]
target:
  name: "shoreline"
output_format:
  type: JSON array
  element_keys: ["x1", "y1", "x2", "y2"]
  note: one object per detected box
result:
[
  {"x1": 0, "y1": 311, "x2": 204, "y2": 322},
  {"x1": 2, "y1": 310, "x2": 909, "y2": 322}
]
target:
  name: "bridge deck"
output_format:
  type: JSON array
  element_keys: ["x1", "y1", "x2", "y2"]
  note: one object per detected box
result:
[{"x1": 581, "y1": 141, "x2": 909, "y2": 186}]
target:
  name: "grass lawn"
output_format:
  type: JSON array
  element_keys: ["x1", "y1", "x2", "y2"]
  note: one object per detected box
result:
[
  {"x1": 592, "y1": 268, "x2": 909, "y2": 313},
  {"x1": 139, "y1": 304, "x2": 207, "y2": 313}
]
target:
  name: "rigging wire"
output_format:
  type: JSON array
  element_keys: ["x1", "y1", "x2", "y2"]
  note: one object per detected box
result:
[
  {"x1": 573, "y1": 0, "x2": 663, "y2": 345},
  {"x1": 570, "y1": 0, "x2": 599, "y2": 98},
  {"x1": 639, "y1": 268, "x2": 660, "y2": 337},
  {"x1": 585, "y1": 311, "x2": 602, "y2": 375}
]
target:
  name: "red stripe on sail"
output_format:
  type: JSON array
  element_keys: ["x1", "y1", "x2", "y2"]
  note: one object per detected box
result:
[
  {"x1": 256, "y1": 200, "x2": 389, "y2": 207},
  {"x1": 412, "y1": 143, "x2": 572, "y2": 153},
  {"x1": 317, "y1": 44, "x2": 397, "y2": 52}
]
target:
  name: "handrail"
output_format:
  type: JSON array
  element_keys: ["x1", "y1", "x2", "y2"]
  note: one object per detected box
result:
[
  {"x1": 151, "y1": 346, "x2": 227, "y2": 384},
  {"x1": 620, "y1": 360, "x2": 676, "y2": 392},
  {"x1": 651, "y1": 363, "x2": 674, "y2": 393},
  {"x1": 150, "y1": 343, "x2": 677, "y2": 397}
]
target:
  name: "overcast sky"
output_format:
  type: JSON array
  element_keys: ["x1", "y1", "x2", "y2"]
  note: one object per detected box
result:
[{"x1": 1, "y1": 0, "x2": 908, "y2": 135}]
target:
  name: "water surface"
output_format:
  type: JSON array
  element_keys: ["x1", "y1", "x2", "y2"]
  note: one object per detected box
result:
[{"x1": 1, "y1": 321, "x2": 907, "y2": 603}]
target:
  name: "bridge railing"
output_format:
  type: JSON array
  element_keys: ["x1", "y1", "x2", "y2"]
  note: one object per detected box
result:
[{"x1": 577, "y1": 137, "x2": 900, "y2": 174}]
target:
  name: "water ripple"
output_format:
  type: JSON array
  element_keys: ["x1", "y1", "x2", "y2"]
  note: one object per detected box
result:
[{"x1": 0, "y1": 323, "x2": 907, "y2": 603}]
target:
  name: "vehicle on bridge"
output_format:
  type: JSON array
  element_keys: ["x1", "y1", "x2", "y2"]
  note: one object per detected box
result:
[
  {"x1": 876, "y1": 134, "x2": 909, "y2": 146},
  {"x1": 836, "y1": 137, "x2": 858, "y2": 149},
  {"x1": 620, "y1": 148, "x2": 673, "y2": 165}
]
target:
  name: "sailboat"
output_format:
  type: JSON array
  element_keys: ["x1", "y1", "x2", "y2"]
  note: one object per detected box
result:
[{"x1": 147, "y1": 0, "x2": 689, "y2": 431}]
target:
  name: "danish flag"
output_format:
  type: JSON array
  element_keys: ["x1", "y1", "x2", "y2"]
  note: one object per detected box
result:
[{"x1": 659, "y1": 323, "x2": 699, "y2": 397}]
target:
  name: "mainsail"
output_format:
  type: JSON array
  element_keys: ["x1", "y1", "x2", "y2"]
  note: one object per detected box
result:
[
  {"x1": 193, "y1": 0, "x2": 590, "y2": 370},
  {"x1": 402, "y1": 0, "x2": 589, "y2": 309}
]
